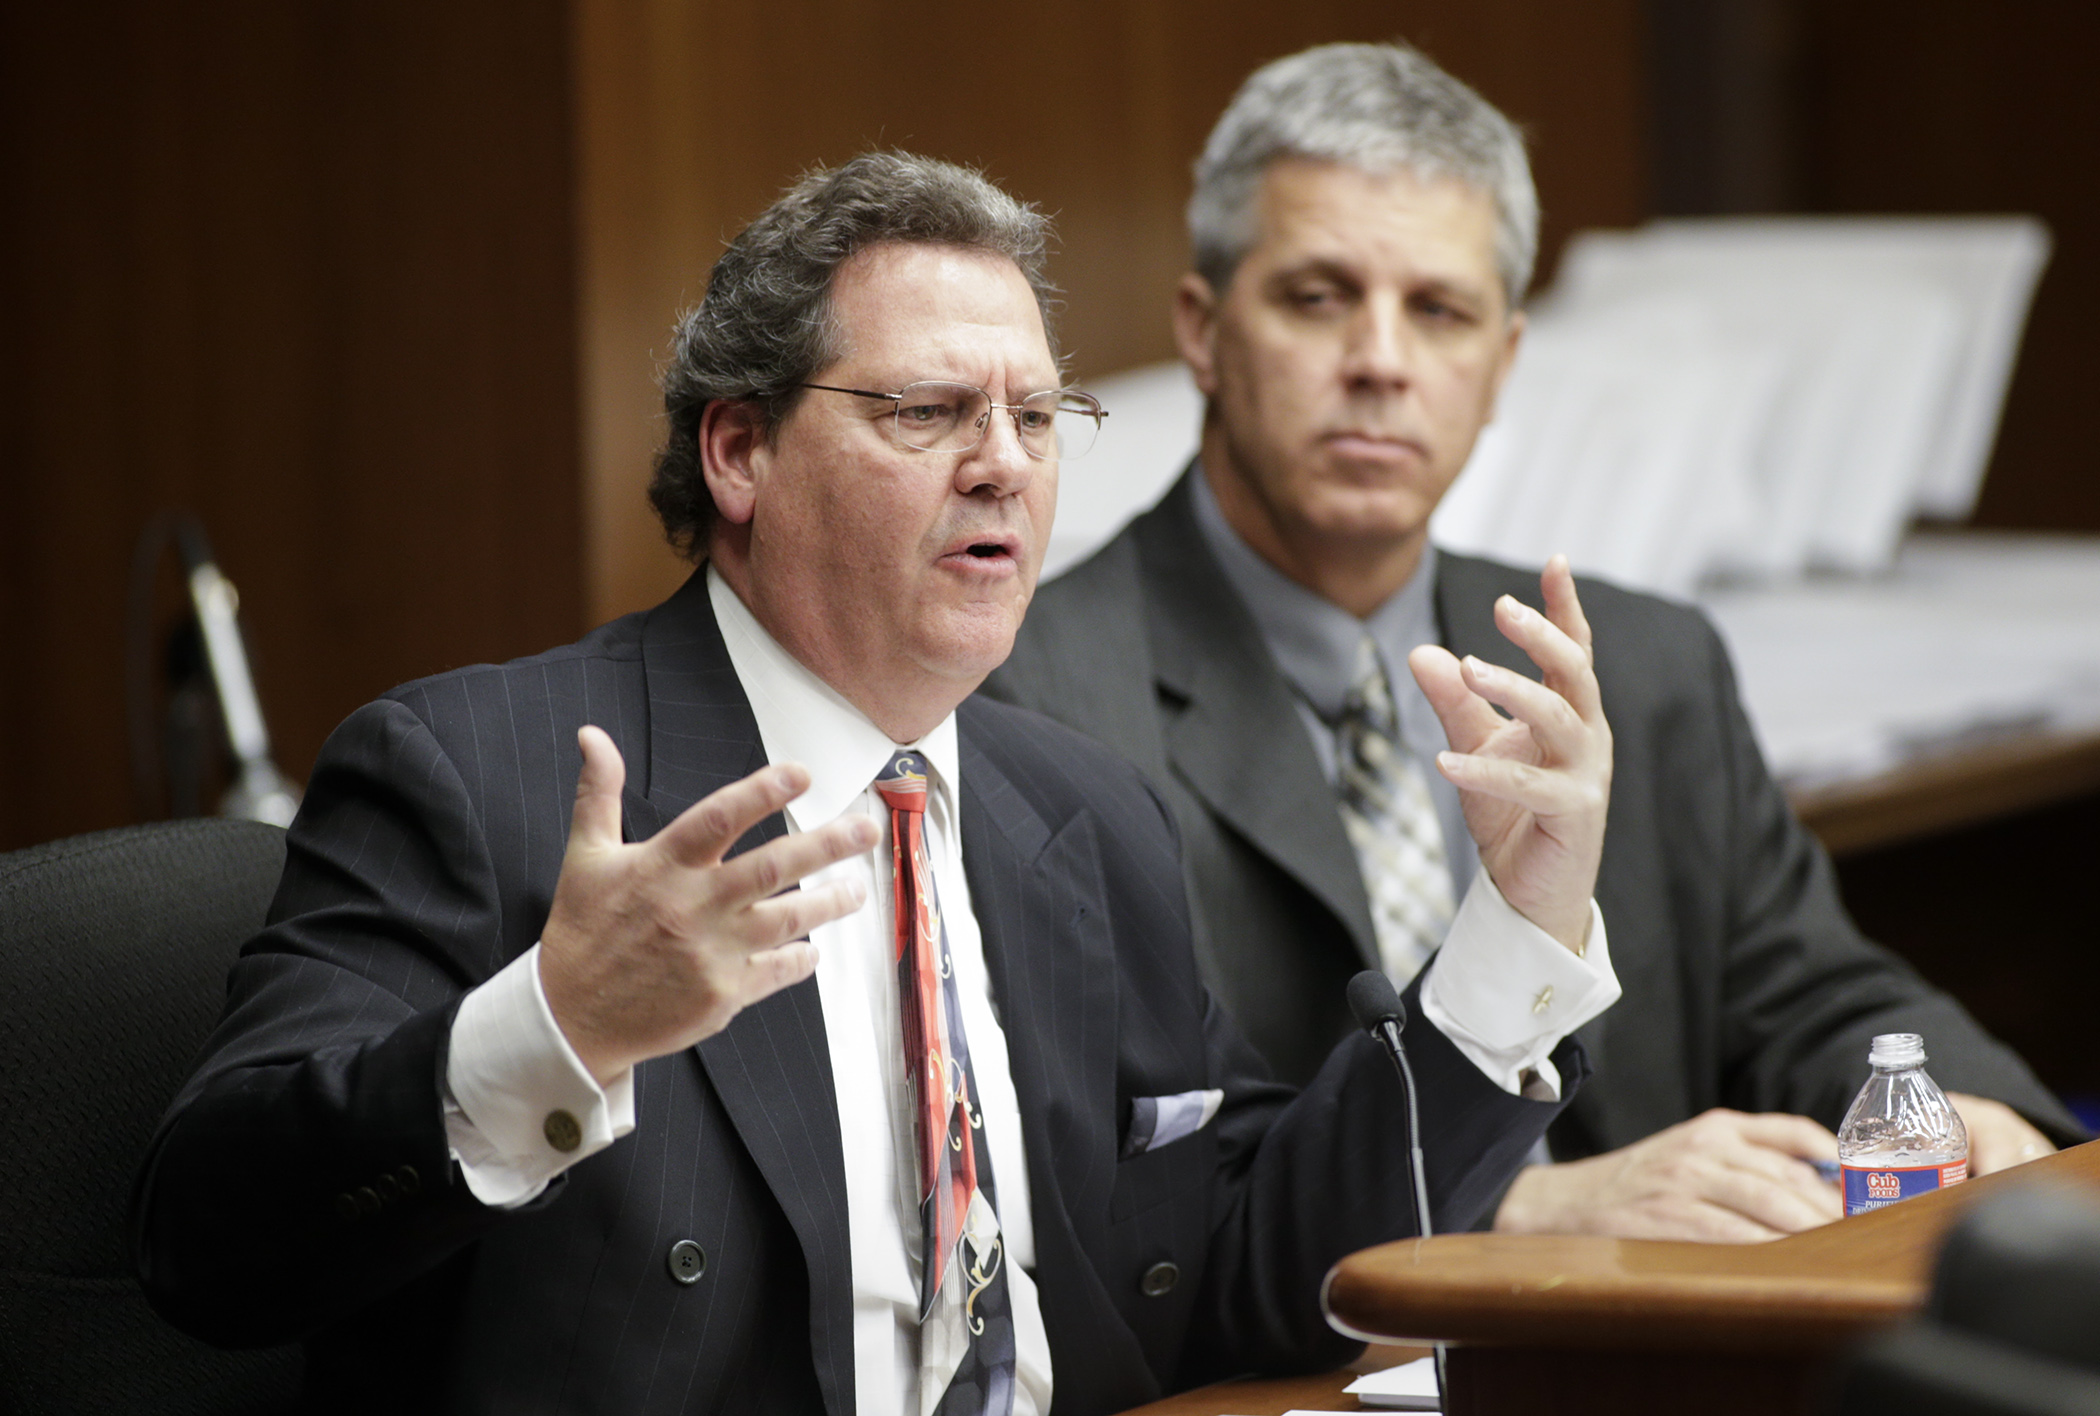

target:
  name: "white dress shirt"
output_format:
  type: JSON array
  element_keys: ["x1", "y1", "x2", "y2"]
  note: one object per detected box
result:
[{"x1": 438, "y1": 566, "x2": 1619, "y2": 1415}]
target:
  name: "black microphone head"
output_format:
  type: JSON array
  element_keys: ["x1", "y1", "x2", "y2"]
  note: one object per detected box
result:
[{"x1": 1346, "y1": 969, "x2": 1406, "y2": 1035}]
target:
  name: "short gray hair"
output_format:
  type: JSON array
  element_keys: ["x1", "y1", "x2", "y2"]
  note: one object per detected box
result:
[
  {"x1": 651, "y1": 151, "x2": 1060, "y2": 559},
  {"x1": 1188, "y1": 42, "x2": 1537, "y2": 304}
]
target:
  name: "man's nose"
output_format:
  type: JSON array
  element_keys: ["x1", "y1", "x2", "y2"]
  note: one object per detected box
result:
[
  {"x1": 1343, "y1": 293, "x2": 1415, "y2": 389},
  {"x1": 956, "y1": 405, "x2": 1039, "y2": 495}
]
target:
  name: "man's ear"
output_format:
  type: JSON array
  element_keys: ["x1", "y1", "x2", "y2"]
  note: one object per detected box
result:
[
  {"x1": 1486, "y1": 308, "x2": 1527, "y2": 410},
  {"x1": 699, "y1": 399, "x2": 766, "y2": 526},
  {"x1": 1172, "y1": 272, "x2": 1222, "y2": 397}
]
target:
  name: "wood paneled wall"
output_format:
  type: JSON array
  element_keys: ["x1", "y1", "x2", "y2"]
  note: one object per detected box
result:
[
  {"x1": 2, "y1": 2, "x2": 1645, "y2": 852},
  {"x1": 0, "y1": 4, "x2": 585, "y2": 851},
  {"x1": 9, "y1": 1, "x2": 2093, "y2": 854},
  {"x1": 571, "y1": 0, "x2": 1648, "y2": 625}
]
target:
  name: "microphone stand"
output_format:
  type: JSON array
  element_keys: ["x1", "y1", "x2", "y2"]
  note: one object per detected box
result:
[{"x1": 1348, "y1": 970, "x2": 1447, "y2": 1402}]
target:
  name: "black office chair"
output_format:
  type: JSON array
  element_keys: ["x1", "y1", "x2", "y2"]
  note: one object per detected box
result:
[{"x1": 0, "y1": 819, "x2": 302, "y2": 1415}]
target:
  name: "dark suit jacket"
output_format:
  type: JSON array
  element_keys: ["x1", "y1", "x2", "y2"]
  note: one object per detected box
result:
[
  {"x1": 985, "y1": 469, "x2": 2081, "y2": 1158},
  {"x1": 133, "y1": 570, "x2": 1579, "y2": 1416}
]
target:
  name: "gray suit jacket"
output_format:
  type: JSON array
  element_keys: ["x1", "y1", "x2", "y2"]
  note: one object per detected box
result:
[{"x1": 986, "y1": 469, "x2": 2081, "y2": 1158}]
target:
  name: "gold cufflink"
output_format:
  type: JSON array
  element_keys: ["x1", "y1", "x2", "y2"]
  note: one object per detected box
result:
[{"x1": 544, "y1": 1108, "x2": 583, "y2": 1153}]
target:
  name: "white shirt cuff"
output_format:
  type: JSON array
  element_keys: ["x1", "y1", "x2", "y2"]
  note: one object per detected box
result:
[
  {"x1": 1418, "y1": 872, "x2": 1620, "y2": 1098},
  {"x1": 443, "y1": 942, "x2": 636, "y2": 1208}
]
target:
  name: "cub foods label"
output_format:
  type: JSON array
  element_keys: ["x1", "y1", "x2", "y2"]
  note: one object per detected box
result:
[{"x1": 1842, "y1": 1160, "x2": 1967, "y2": 1215}]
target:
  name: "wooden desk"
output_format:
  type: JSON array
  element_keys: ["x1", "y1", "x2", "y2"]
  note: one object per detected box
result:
[
  {"x1": 1317, "y1": 1141, "x2": 2100, "y2": 1416},
  {"x1": 1788, "y1": 725, "x2": 2100, "y2": 857}
]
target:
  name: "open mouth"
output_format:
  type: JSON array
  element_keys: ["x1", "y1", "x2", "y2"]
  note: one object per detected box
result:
[{"x1": 944, "y1": 530, "x2": 1021, "y2": 563}]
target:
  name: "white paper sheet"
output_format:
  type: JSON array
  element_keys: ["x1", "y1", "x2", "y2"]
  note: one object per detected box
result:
[{"x1": 1344, "y1": 1355, "x2": 1442, "y2": 1410}]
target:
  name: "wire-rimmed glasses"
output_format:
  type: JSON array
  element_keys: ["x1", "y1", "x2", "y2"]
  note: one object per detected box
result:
[{"x1": 799, "y1": 381, "x2": 1109, "y2": 461}]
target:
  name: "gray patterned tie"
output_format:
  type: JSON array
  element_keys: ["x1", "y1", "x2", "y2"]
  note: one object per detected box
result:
[{"x1": 1337, "y1": 635, "x2": 1455, "y2": 984}]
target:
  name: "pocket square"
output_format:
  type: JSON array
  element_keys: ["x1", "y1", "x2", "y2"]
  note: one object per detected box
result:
[{"x1": 1122, "y1": 1088, "x2": 1225, "y2": 1158}]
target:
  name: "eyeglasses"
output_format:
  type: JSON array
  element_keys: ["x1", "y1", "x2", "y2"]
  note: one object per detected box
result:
[{"x1": 798, "y1": 381, "x2": 1108, "y2": 461}]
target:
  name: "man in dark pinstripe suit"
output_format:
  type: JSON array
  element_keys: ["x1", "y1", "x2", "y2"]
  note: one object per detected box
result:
[{"x1": 134, "y1": 153, "x2": 1613, "y2": 1415}]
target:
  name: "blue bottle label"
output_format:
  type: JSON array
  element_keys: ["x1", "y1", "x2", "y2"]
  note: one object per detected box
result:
[{"x1": 1841, "y1": 1160, "x2": 1967, "y2": 1215}]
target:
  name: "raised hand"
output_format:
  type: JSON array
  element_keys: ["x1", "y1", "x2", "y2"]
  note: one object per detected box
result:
[
  {"x1": 538, "y1": 725, "x2": 878, "y2": 1084},
  {"x1": 1407, "y1": 554, "x2": 1612, "y2": 952},
  {"x1": 1494, "y1": 1108, "x2": 1844, "y2": 1243}
]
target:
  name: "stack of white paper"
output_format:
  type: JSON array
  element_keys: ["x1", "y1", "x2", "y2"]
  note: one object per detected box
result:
[
  {"x1": 1700, "y1": 532, "x2": 2100, "y2": 788},
  {"x1": 1441, "y1": 217, "x2": 2049, "y2": 591},
  {"x1": 1553, "y1": 219, "x2": 2051, "y2": 526}
]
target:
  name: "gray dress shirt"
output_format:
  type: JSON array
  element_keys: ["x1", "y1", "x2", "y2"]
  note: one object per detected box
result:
[{"x1": 1188, "y1": 468, "x2": 1480, "y2": 901}]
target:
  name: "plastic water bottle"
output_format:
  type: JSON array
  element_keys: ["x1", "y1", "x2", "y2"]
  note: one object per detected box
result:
[{"x1": 1837, "y1": 1033, "x2": 1968, "y2": 1216}]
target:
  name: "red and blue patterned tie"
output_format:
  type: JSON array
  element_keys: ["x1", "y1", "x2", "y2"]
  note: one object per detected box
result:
[{"x1": 875, "y1": 751, "x2": 1016, "y2": 1416}]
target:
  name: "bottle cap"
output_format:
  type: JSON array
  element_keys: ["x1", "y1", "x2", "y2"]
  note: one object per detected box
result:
[{"x1": 1869, "y1": 1032, "x2": 1926, "y2": 1068}]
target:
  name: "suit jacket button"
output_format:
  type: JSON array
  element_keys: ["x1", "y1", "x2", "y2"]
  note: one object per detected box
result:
[
  {"x1": 334, "y1": 1193, "x2": 359, "y2": 1221},
  {"x1": 354, "y1": 1186, "x2": 381, "y2": 1216},
  {"x1": 544, "y1": 1109, "x2": 583, "y2": 1153},
  {"x1": 1140, "y1": 1260, "x2": 1180, "y2": 1297},
  {"x1": 376, "y1": 1173, "x2": 401, "y2": 1202},
  {"x1": 395, "y1": 1165, "x2": 421, "y2": 1195},
  {"x1": 667, "y1": 1239, "x2": 707, "y2": 1285}
]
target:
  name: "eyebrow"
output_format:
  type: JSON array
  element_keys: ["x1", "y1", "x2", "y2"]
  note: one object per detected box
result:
[{"x1": 835, "y1": 373, "x2": 1068, "y2": 397}]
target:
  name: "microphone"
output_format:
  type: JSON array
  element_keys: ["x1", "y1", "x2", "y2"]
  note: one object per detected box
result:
[
  {"x1": 1348, "y1": 970, "x2": 1432, "y2": 1242},
  {"x1": 1349, "y1": 969, "x2": 1445, "y2": 1398},
  {"x1": 186, "y1": 558, "x2": 300, "y2": 827},
  {"x1": 125, "y1": 511, "x2": 302, "y2": 827}
]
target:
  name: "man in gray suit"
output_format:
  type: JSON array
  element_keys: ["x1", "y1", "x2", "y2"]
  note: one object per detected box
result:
[{"x1": 987, "y1": 42, "x2": 2079, "y2": 1243}]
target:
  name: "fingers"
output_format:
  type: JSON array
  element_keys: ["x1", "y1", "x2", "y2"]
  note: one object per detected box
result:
[
  {"x1": 1432, "y1": 752, "x2": 1564, "y2": 817},
  {"x1": 713, "y1": 824, "x2": 879, "y2": 922},
  {"x1": 1407, "y1": 566, "x2": 1607, "y2": 769},
  {"x1": 1495, "y1": 588, "x2": 1604, "y2": 724},
  {"x1": 570, "y1": 725, "x2": 628, "y2": 849},
  {"x1": 1667, "y1": 1202, "x2": 1791, "y2": 1245},
  {"x1": 1539, "y1": 554, "x2": 1595, "y2": 661},
  {"x1": 1705, "y1": 1147, "x2": 1842, "y2": 1230},
  {"x1": 1675, "y1": 1110, "x2": 1842, "y2": 1231},
  {"x1": 1498, "y1": 1109, "x2": 1847, "y2": 1243},
  {"x1": 1495, "y1": 1144, "x2": 1800, "y2": 1243},
  {"x1": 1728, "y1": 1111, "x2": 1841, "y2": 1163},
  {"x1": 746, "y1": 875, "x2": 871, "y2": 948},
  {"x1": 654, "y1": 762, "x2": 816, "y2": 868},
  {"x1": 678, "y1": 835, "x2": 872, "y2": 1024},
  {"x1": 1948, "y1": 1093, "x2": 2056, "y2": 1175},
  {"x1": 1407, "y1": 644, "x2": 1507, "y2": 755},
  {"x1": 741, "y1": 939, "x2": 821, "y2": 1001},
  {"x1": 1456, "y1": 653, "x2": 1588, "y2": 764}
]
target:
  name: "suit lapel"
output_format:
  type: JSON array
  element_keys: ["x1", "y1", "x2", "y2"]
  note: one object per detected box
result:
[
  {"x1": 635, "y1": 571, "x2": 855, "y2": 1416},
  {"x1": 955, "y1": 728, "x2": 1120, "y2": 1265},
  {"x1": 1134, "y1": 472, "x2": 1381, "y2": 969}
]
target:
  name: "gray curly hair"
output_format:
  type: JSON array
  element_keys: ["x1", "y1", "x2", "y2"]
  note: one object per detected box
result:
[
  {"x1": 650, "y1": 151, "x2": 1060, "y2": 559},
  {"x1": 1188, "y1": 42, "x2": 1538, "y2": 303}
]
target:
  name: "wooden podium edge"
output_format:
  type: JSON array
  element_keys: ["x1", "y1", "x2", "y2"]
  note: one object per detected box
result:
[{"x1": 1323, "y1": 1141, "x2": 2100, "y2": 1354}]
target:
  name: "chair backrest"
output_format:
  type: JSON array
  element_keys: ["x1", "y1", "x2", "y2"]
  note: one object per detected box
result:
[{"x1": 0, "y1": 819, "x2": 302, "y2": 1415}]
